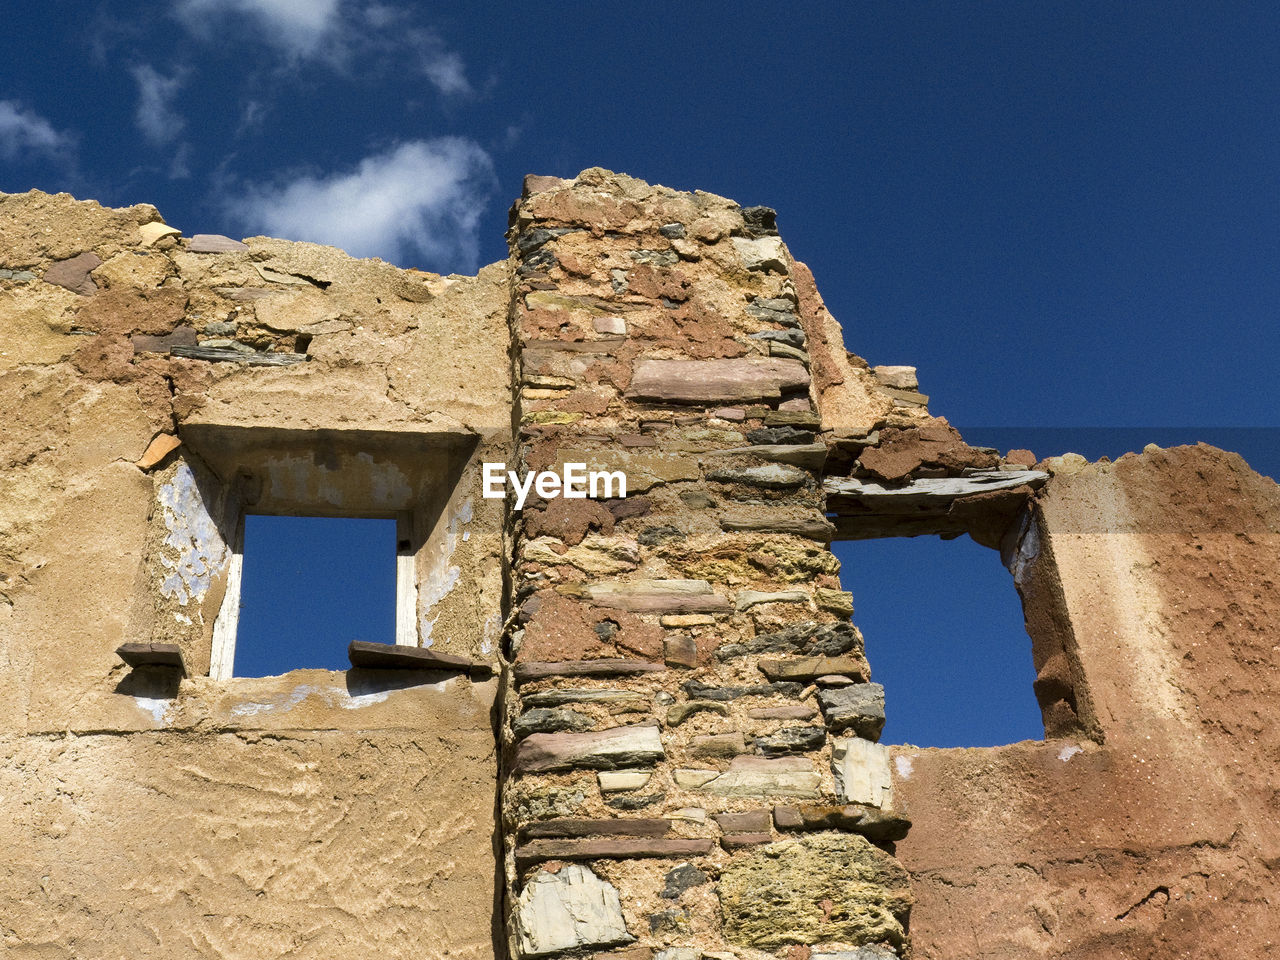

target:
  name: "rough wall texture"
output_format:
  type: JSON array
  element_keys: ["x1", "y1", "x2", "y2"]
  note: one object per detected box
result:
[
  {"x1": 1, "y1": 172, "x2": 1277, "y2": 960},
  {"x1": 893, "y1": 445, "x2": 1280, "y2": 960}
]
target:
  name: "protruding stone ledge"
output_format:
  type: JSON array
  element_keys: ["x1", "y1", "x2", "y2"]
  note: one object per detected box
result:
[
  {"x1": 515, "y1": 838, "x2": 714, "y2": 866},
  {"x1": 626, "y1": 358, "x2": 809, "y2": 404},
  {"x1": 514, "y1": 725, "x2": 665, "y2": 773},
  {"x1": 514, "y1": 659, "x2": 667, "y2": 685},
  {"x1": 708, "y1": 443, "x2": 827, "y2": 470},
  {"x1": 347, "y1": 640, "x2": 491, "y2": 677},
  {"x1": 824, "y1": 469, "x2": 1048, "y2": 510},
  {"x1": 116, "y1": 642, "x2": 187, "y2": 675}
]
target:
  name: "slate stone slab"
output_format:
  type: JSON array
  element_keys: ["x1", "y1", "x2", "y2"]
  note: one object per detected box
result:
[
  {"x1": 759, "y1": 656, "x2": 870, "y2": 683},
  {"x1": 116, "y1": 642, "x2": 186, "y2": 675},
  {"x1": 832, "y1": 737, "x2": 893, "y2": 808},
  {"x1": 699, "y1": 756, "x2": 821, "y2": 799},
  {"x1": 170, "y1": 344, "x2": 307, "y2": 365},
  {"x1": 514, "y1": 725, "x2": 665, "y2": 773},
  {"x1": 521, "y1": 818, "x2": 671, "y2": 840},
  {"x1": 626, "y1": 358, "x2": 809, "y2": 404},
  {"x1": 521, "y1": 688, "x2": 649, "y2": 711},
  {"x1": 515, "y1": 659, "x2": 666, "y2": 685},
  {"x1": 515, "y1": 837, "x2": 714, "y2": 865},
  {"x1": 514, "y1": 864, "x2": 633, "y2": 957},
  {"x1": 512, "y1": 708, "x2": 595, "y2": 741},
  {"x1": 706, "y1": 464, "x2": 809, "y2": 489},
  {"x1": 681, "y1": 680, "x2": 804, "y2": 702},
  {"x1": 754, "y1": 725, "x2": 827, "y2": 756},
  {"x1": 347, "y1": 640, "x2": 486, "y2": 675},
  {"x1": 43, "y1": 252, "x2": 101, "y2": 296},
  {"x1": 772, "y1": 802, "x2": 911, "y2": 843},
  {"x1": 817, "y1": 683, "x2": 886, "y2": 739},
  {"x1": 188, "y1": 233, "x2": 249, "y2": 252},
  {"x1": 716, "y1": 621, "x2": 862, "y2": 661},
  {"x1": 713, "y1": 810, "x2": 771, "y2": 834}
]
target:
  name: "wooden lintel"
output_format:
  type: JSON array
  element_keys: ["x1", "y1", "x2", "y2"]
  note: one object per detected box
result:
[{"x1": 347, "y1": 640, "x2": 492, "y2": 678}]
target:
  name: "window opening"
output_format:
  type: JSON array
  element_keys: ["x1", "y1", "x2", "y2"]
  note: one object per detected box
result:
[
  {"x1": 831, "y1": 535, "x2": 1043, "y2": 747},
  {"x1": 230, "y1": 515, "x2": 398, "y2": 677}
]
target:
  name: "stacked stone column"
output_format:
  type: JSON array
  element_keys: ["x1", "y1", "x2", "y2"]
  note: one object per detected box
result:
[{"x1": 501, "y1": 169, "x2": 912, "y2": 960}]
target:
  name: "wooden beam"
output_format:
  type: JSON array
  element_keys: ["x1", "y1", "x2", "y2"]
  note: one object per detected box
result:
[{"x1": 116, "y1": 642, "x2": 188, "y2": 675}]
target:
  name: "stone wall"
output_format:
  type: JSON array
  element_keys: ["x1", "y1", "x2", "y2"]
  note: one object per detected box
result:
[{"x1": 501, "y1": 170, "x2": 915, "y2": 959}]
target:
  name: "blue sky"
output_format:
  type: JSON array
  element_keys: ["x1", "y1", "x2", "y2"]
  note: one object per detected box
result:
[{"x1": 6, "y1": 3, "x2": 1277, "y2": 742}]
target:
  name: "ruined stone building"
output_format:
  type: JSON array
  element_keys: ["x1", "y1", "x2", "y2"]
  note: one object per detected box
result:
[{"x1": 1, "y1": 170, "x2": 1277, "y2": 959}]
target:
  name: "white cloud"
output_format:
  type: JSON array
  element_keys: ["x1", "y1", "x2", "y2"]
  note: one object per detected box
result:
[
  {"x1": 173, "y1": 0, "x2": 471, "y2": 92},
  {"x1": 224, "y1": 138, "x2": 495, "y2": 270},
  {"x1": 175, "y1": 0, "x2": 341, "y2": 59},
  {"x1": 0, "y1": 101, "x2": 72, "y2": 161},
  {"x1": 131, "y1": 65, "x2": 186, "y2": 145}
]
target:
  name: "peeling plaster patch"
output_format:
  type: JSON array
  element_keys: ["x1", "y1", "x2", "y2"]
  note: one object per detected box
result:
[
  {"x1": 157, "y1": 463, "x2": 230, "y2": 605},
  {"x1": 265, "y1": 454, "x2": 344, "y2": 508},
  {"x1": 1058, "y1": 744, "x2": 1083, "y2": 762},
  {"x1": 417, "y1": 497, "x2": 473, "y2": 646},
  {"x1": 357, "y1": 452, "x2": 412, "y2": 507},
  {"x1": 230, "y1": 684, "x2": 315, "y2": 717},
  {"x1": 173, "y1": 612, "x2": 192, "y2": 625},
  {"x1": 481, "y1": 613, "x2": 501, "y2": 655},
  {"x1": 340, "y1": 691, "x2": 391, "y2": 709},
  {"x1": 894, "y1": 755, "x2": 914, "y2": 779},
  {"x1": 134, "y1": 697, "x2": 173, "y2": 725}
]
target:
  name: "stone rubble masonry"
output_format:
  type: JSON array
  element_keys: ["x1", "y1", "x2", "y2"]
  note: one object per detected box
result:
[{"x1": 501, "y1": 169, "x2": 912, "y2": 960}]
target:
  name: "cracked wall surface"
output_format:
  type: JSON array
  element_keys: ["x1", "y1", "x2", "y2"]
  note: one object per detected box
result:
[{"x1": 2, "y1": 173, "x2": 1278, "y2": 960}]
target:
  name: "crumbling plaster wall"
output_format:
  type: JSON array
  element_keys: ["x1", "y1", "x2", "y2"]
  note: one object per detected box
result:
[
  {"x1": 892, "y1": 445, "x2": 1280, "y2": 960},
  {"x1": 0, "y1": 191, "x2": 508, "y2": 958}
]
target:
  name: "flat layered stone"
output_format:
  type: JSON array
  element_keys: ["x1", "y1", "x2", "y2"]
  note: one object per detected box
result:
[
  {"x1": 689, "y1": 732, "x2": 747, "y2": 758},
  {"x1": 522, "y1": 689, "x2": 649, "y2": 711},
  {"x1": 716, "y1": 621, "x2": 863, "y2": 661},
  {"x1": 43, "y1": 251, "x2": 101, "y2": 296},
  {"x1": 718, "y1": 834, "x2": 911, "y2": 950},
  {"x1": 515, "y1": 838, "x2": 714, "y2": 865},
  {"x1": 747, "y1": 704, "x2": 818, "y2": 721},
  {"x1": 522, "y1": 818, "x2": 671, "y2": 840},
  {"x1": 734, "y1": 589, "x2": 810, "y2": 611},
  {"x1": 713, "y1": 810, "x2": 771, "y2": 834},
  {"x1": 135, "y1": 433, "x2": 182, "y2": 470},
  {"x1": 673, "y1": 769, "x2": 719, "y2": 788},
  {"x1": 515, "y1": 660, "x2": 666, "y2": 685},
  {"x1": 515, "y1": 726, "x2": 665, "y2": 773},
  {"x1": 626, "y1": 358, "x2": 809, "y2": 404},
  {"x1": 604, "y1": 791, "x2": 665, "y2": 811},
  {"x1": 598, "y1": 770, "x2": 652, "y2": 792},
  {"x1": 515, "y1": 864, "x2": 633, "y2": 957},
  {"x1": 699, "y1": 756, "x2": 821, "y2": 799},
  {"x1": 514, "y1": 708, "x2": 596, "y2": 741},
  {"x1": 817, "y1": 684, "x2": 886, "y2": 739},
  {"x1": 813, "y1": 947, "x2": 901, "y2": 960},
  {"x1": 188, "y1": 233, "x2": 249, "y2": 252},
  {"x1": 754, "y1": 725, "x2": 826, "y2": 756},
  {"x1": 660, "y1": 614, "x2": 715, "y2": 628},
  {"x1": 759, "y1": 656, "x2": 870, "y2": 683},
  {"x1": 721, "y1": 513, "x2": 835, "y2": 541},
  {"x1": 815, "y1": 588, "x2": 855, "y2": 616},
  {"x1": 706, "y1": 464, "x2": 810, "y2": 489},
  {"x1": 772, "y1": 803, "x2": 911, "y2": 843},
  {"x1": 721, "y1": 832, "x2": 773, "y2": 850},
  {"x1": 562, "y1": 579, "x2": 731, "y2": 614},
  {"x1": 347, "y1": 640, "x2": 486, "y2": 674},
  {"x1": 681, "y1": 680, "x2": 804, "y2": 702},
  {"x1": 833, "y1": 737, "x2": 893, "y2": 808},
  {"x1": 554, "y1": 449, "x2": 700, "y2": 493},
  {"x1": 708, "y1": 443, "x2": 827, "y2": 469},
  {"x1": 138, "y1": 221, "x2": 181, "y2": 246}
]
